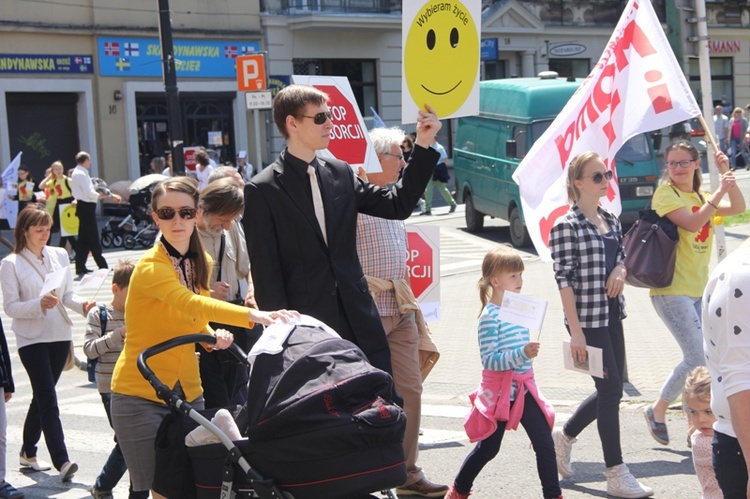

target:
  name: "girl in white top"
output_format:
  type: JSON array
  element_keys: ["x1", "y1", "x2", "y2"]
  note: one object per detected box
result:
[{"x1": 0, "y1": 204, "x2": 95, "y2": 482}]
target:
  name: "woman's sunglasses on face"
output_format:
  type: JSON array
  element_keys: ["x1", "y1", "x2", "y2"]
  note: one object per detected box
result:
[
  {"x1": 298, "y1": 111, "x2": 333, "y2": 125},
  {"x1": 582, "y1": 170, "x2": 614, "y2": 184},
  {"x1": 155, "y1": 208, "x2": 197, "y2": 220}
]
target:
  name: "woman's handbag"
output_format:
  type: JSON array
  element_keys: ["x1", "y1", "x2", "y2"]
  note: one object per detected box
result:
[{"x1": 622, "y1": 209, "x2": 679, "y2": 288}]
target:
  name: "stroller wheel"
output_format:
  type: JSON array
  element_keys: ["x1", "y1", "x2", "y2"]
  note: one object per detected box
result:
[
  {"x1": 123, "y1": 234, "x2": 137, "y2": 250},
  {"x1": 101, "y1": 235, "x2": 112, "y2": 248},
  {"x1": 112, "y1": 234, "x2": 123, "y2": 247}
]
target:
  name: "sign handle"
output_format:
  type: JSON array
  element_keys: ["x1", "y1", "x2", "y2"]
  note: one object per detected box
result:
[{"x1": 253, "y1": 109, "x2": 262, "y2": 175}]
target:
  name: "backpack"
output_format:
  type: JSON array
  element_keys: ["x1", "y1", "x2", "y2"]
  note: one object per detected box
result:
[{"x1": 86, "y1": 304, "x2": 107, "y2": 383}]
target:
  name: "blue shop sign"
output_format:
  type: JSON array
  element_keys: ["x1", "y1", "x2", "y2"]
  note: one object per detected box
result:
[
  {"x1": 0, "y1": 54, "x2": 93, "y2": 74},
  {"x1": 480, "y1": 38, "x2": 498, "y2": 61},
  {"x1": 97, "y1": 37, "x2": 260, "y2": 78}
]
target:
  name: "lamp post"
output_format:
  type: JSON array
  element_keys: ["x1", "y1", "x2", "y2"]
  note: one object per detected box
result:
[{"x1": 157, "y1": 0, "x2": 185, "y2": 175}]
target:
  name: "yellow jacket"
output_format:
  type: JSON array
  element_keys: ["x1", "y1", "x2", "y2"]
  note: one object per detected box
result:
[{"x1": 111, "y1": 243, "x2": 252, "y2": 403}]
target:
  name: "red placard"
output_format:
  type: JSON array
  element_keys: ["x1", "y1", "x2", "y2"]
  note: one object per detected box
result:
[
  {"x1": 316, "y1": 84, "x2": 368, "y2": 167},
  {"x1": 406, "y1": 231, "x2": 434, "y2": 300}
]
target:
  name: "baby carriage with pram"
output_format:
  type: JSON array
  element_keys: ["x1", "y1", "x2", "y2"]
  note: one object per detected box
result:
[
  {"x1": 101, "y1": 174, "x2": 164, "y2": 249},
  {"x1": 138, "y1": 321, "x2": 407, "y2": 499}
]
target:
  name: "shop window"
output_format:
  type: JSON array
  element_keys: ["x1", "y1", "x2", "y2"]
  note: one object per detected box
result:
[
  {"x1": 688, "y1": 57, "x2": 733, "y2": 109},
  {"x1": 482, "y1": 60, "x2": 506, "y2": 80},
  {"x1": 292, "y1": 58, "x2": 377, "y2": 115},
  {"x1": 549, "y1": 58, "x2": 590, "y2": 78}
]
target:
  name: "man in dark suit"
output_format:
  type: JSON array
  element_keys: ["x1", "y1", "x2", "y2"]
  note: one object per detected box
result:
[{"x1": 244, "y1": 84, "x2": 440, "y2": 375}]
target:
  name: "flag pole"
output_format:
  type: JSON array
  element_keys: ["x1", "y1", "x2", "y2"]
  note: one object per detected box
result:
[{"x1": 695, "y1": 0, "x2": 727, "y2": 261}]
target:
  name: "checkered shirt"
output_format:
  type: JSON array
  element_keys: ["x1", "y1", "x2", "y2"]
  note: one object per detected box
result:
[
  {"x1": 355, "y1": 213, "x2": 408, "y2": 317},
  {"x1": 549, "y1": 204, "x2": 627, "y2": 328}
]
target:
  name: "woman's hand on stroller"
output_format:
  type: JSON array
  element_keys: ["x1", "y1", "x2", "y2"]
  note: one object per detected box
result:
[
  {"x1": 249, "y1": 308, "x2": 300, "y2": 326},
  {"x1": 208, "y1": 328, "x2": 234, "y2": 351}
]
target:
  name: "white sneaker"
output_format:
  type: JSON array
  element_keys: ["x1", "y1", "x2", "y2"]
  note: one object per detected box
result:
[
  {"x1": 605, "y1": 463, "x2": 654, "y2": 498},
  {"x1": 551, "y1": 428, "x2": 576, "y2": 478}
]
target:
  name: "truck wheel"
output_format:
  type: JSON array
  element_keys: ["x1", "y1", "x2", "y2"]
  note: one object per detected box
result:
[
  {"x1": 465, "y1": 193, "x2": 484, "y2": 232},
  {"x1": 509, "y1": 205, "x2": 532, "y2": 248}
]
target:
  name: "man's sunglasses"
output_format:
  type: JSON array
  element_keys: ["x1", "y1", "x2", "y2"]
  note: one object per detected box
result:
[
  {"x1": 298, "y1": 111, "x2": 333, "y2": 125},
  {"x1": 582, "y1": 170, "x2": 614, "y2": 184},
  {"x1": 154, "y1": 208, "x2": 197, "y2": 220}
]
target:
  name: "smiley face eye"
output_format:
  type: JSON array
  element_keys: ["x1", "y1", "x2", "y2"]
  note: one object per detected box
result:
[
  {"x1": 450, "y1": 27, "x2": 459, "y2": 48},
  {"x1": 426, "y1": 29, "x2": 436, "y2": 50}
]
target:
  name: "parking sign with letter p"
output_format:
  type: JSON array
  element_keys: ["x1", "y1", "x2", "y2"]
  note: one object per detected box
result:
[{"x1": 237, "y1": 54, "x2": 266, "y2": 91}]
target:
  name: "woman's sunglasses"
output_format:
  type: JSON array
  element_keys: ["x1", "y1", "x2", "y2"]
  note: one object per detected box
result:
[
  {"x1": 582, "y1": 170, "x2": 614, "y2": 184},
  {"x1": 298, "y1": 111, "x2": 333, "y2": 125},
  {"x1": 155, "y1": 208, "x2": 197, "y2": 220}
]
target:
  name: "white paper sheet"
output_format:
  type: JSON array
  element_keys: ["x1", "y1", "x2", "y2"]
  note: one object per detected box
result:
[
  {"x1": 562, "y1": 340, "x2": 604, "y2": 378},
  {"x1": 39, "y1": 266, "x2": 68, "y2": 297},
  {"x1": 498, "y1": 291, "x2": 548, "y2": 331},
  {"x1": 77, "y1": 268, "x2": 111, "y2": 291}
]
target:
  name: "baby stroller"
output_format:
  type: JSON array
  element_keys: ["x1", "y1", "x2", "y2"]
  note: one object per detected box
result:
[
  {"x1": 101, "y1": 174, "x2": 165, "y2": 248},
  {"x1": 138, "y1": 323, "x2": 407, "y2": 499}
]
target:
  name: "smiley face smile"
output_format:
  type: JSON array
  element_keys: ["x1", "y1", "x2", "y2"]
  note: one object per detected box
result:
[{"x1": 421, "y1": 81, "x2": 462, "y2": 96}]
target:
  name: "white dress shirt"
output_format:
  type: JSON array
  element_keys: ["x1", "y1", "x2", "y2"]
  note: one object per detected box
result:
[{"x1": 71, "y1": 165, "x2": 100, "y2": 202}]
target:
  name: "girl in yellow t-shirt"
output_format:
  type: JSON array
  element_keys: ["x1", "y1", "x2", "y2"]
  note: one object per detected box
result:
[
  {"x1": 39, "y1": 161, "x2": 77, "y2": 258},
  {"x1": 644, "y1": 140, "x2": 745, "y2": 447}
]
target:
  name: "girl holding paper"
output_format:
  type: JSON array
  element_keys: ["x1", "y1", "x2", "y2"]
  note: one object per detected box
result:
[
  {"x1": 39, "y1": 161, "x2": 77, "y2": 259},
  {"x1": 446, "y1": 248, "x2": 561, "y2": 499},
  {"x1": 549, "y1": 151, "x2": 653, "y2": 498},
  {"x1": 0, "y1": 204, "x2": 95, "y2": 482}
]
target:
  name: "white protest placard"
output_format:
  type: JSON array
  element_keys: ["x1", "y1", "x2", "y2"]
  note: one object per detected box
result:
[
  {"x1": 562, "y1": 341, "x2": 604, "y2": 378},
  {"x1": 39, "y1": 266, "x2": 69, "y2": 297},
  {"x1": 497, "y1": 291, "x2": 548, "y2": 332},
  {"x1": 401, "y1": 0, "x2": 481, "y2": 124},
  {"x1": 77, "y1": 268, "x2": 111, "y2": 291},
  {"x1": 406, "y1": 225, "x2": 440, "y2": 321},
  {"x1": 290, "y1": 75, "x2": 382, "y2": 174}
]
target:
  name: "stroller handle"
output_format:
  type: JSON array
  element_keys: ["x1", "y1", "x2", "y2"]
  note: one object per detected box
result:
[{"x1": 137, "y1": 334, "x2": 248, "y2": 404}]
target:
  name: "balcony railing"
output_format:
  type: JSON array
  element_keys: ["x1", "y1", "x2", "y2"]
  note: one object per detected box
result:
[{"x1": 261, "y1": 0, "x2": 397, "y2": 15}]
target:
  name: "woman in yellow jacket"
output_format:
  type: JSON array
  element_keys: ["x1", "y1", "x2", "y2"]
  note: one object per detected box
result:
[{"x1": 110, "y1": 177, "x2": 296, "y2": 498}]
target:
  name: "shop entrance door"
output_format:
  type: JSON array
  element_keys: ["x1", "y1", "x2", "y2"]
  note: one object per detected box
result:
[{"x1": 6, "y1": 92, "x2": 80, "y2": 180}]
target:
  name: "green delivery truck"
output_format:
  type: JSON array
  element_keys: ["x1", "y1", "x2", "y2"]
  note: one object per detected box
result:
[{"x1": 453, "y1": 72, "x2": 661, "y2": 247}]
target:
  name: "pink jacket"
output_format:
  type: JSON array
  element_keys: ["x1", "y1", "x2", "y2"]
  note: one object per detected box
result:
[{"x1": 464, "y1": 369, "x2": 555, "y2": 442}]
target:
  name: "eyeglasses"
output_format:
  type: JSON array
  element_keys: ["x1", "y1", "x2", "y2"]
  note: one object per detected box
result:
[
  {"x1": 666, "y1": 159, "x2": 696, "y2": 170},
  {"x1": 582, "y1": 170, "x2": 613, "y2": 183},
  {"x1": 383, "y1": 152, "x2": 405, "y2": 161},
  {"x1": 297, "y1": 111, "x2": 333, "y2": 125},
  {"x1": 155, "y1": 207, "x2": 197, "y2": 220}
]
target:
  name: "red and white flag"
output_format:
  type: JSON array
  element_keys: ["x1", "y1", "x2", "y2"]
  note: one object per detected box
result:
[{"x1": 512, "y1": 0, "x2": 699, "y2": 260}]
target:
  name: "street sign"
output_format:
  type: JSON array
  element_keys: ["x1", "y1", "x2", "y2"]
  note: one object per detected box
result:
[
  {"x1": 406, "y1": 225, "x2": 441, "y2": 321},
  {"x1": 245, "y1": 91, "x2": 273, "y2": 110},
  {"x1": 236, "y1": 54, "x2": 266, "y2": 91},
  {"x1": 183, "y1": 146, "x2": 199, "y2": 172}
]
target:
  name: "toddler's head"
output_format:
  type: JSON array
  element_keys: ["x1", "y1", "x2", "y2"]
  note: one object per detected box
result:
[
  {"x1": 683, "y1": 366, "x2": 715, "y2": 437},
  {"x1": 478, "y1": 248, "x2": 524, "y2": 313},
  {"x1": 111, "y1": 259, "x2": 136, "y2": 311}
]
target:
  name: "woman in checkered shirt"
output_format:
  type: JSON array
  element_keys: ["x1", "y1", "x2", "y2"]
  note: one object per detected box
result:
[{"x1": 548, "y1": 151, "x2": 654, "y2": 498}]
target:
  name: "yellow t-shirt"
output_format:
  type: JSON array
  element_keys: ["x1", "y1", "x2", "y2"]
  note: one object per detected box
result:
[{"x1": 650, "y1": 183, "x2": 721, "y2": 297}]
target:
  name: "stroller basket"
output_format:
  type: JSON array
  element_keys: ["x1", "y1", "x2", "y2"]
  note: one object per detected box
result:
[{"x1": 138, "y1": 326, "x2": 406, "y2": 499}]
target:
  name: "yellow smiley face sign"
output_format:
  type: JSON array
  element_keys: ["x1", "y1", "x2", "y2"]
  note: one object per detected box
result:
[
  {"x1": 59, "y1": 204, "x2": 79, "y2": 237},
  {"x1": 402, "y1": 0, "x2": 480, "y2": 122}
]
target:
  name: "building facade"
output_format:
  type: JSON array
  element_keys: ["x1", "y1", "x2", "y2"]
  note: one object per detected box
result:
[{"x1": 0, "y1": 0, "x2": 264, "y2": 183}]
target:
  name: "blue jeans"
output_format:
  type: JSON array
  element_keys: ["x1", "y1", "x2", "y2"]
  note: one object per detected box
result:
[
  {"x1": 96, "y1": 393, "x2": 148, "y2": 498},
  {"x1": 650, "y1": 295, "x2": 705, "y2": 403},
  {"x1": 453, "y1": 391, "x2": 561, "y2": 498},
  {"x1": 713, "y1": 431, "x2": 748, "y2": 498}
]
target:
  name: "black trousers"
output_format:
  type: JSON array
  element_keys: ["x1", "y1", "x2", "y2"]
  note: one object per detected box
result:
[
  {"x1": 563, "y1": 299, "x2": 625, "y2": 468},
  {"x1": 75, "y1": 201, "x2": 107, "y2": 272},
  {"x1": 713, "y1": 430, "x2": 749, "y2": 499}
]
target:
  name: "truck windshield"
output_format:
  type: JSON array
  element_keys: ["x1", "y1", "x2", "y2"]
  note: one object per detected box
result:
[{"x1": 531, "y1": 120, "x2": 652, "y2": 162}]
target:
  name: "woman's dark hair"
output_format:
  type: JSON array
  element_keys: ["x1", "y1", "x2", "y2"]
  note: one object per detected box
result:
[
  {"x1": 151, "y1": 177, "x2": 209, "y2": 290},
  {"x1": 14, "y1": 203, "x2": 52, "y2": 253},
  {"x1": 663, "y1": 140, "x2": 702, "y2": 193}
]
